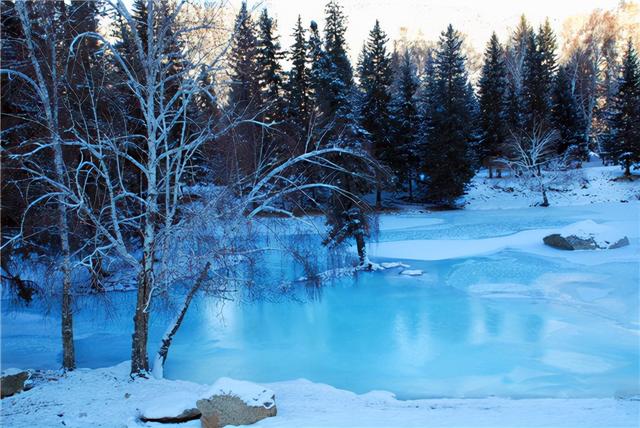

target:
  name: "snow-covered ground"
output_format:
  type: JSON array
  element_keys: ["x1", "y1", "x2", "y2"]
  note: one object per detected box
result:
[
  {"x1": 2, "y1": 363, "x2": 638, "y2": 428},
  {"x1": 464, "y1": 164, "x2": 639, "y2": 210},
  {"x1": 2, "y1": 163, "x2": 639, "y2": 427}
]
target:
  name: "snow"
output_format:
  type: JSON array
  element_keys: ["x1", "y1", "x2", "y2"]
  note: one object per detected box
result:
[
  {"x1": 2, "y1": 363, "x2": 638, "y2": 428},
  {"x1": 1, "y1": 367, "x2": 26, "y2": 376},
  {"x1": 557, "y1": 219, "x2": 627, "y2": 247},
  {"x1": 465, "y1": 165, "x2": 639, "y2": 210},
  {"x1": 400, "y1": 269, "x2": 423, "y2": 276},
  {"x1": 380, "y1": 262, "x2": 410, "y2": 268}
]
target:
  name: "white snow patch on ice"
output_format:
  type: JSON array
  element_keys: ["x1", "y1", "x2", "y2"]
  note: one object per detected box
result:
[
  {"x1": 380, "y1": 262, "x2": 410, "y2": 269},
  {"x1": 400, "y1": 269, "x2": 423, "y2": 276}
]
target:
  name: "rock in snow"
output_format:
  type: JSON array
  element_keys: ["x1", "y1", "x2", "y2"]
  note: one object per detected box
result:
[
  {"x1": 197, "y1": 394, "x2": 277, "y2": 427},
  {"x1": 140, "y1": 376, "x2": 276, "y2": 426},
  {"x1": 543, "y1": 220, "x2": 630, "y2": 250},
  {"x1": 1, "y1": 369, "x2": 30, "y2": 398}
]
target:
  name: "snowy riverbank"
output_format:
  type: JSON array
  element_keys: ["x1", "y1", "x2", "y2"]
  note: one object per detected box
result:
[{"x1": 2, "y1": 362, "x2": 639, "y2": 428}]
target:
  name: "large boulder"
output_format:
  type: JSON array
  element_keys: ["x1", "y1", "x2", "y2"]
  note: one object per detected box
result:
[
  {"x1": 543, "y1": 220, "x2": 630, "y2": 251},
  {"x1": 196, "y1": 395, "x2": 276, "y2": 428},
  {"x1": 1, "y1": 370, "x2": 30, "y2": 398},
  {"x1": 196, "y1": 378, "x2": 276, "y2": 427}
]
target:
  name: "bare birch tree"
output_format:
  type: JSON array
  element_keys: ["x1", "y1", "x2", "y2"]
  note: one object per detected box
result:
[{"x1": 1, "y1": 0, "x2": 76, "y2": 370}]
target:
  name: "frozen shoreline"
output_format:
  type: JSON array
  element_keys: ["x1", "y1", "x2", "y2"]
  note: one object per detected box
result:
[{"x1": 2, "y1": 362, "x2": 638, "y2": 428}]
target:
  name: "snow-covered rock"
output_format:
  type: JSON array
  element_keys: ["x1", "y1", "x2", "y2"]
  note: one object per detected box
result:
[
  {"x1": 543, "y1": 220, "x2": 630, "y2": 250},
  {"x1": 196, "y1": 378, "x2": 276, "y2": 427}
]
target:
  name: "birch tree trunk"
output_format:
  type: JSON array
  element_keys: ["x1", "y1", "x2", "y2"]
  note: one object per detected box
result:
[{"x1": 14, "y1": 1, "x2": 76, "y2": 370}]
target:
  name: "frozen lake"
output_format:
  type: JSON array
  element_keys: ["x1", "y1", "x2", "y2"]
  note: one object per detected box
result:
[{"x1": 2, "y1": 203, "x2": 639, "y2": 399}]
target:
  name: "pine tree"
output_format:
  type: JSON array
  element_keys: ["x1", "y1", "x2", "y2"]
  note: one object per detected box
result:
[
  {"x1": 257, "y1": 8, "x2": 284, "y2": 122},
  {"x1": 228, "y1": 2, "x2": 262, "y2": 178},
  {"x1": 229, "y1": 2, "x2": 261, "y2": 115},
  {"x1": 421, "y1": 24, "x2": 475, "y2": 206},
  {"x1": 552, "y1": 65, "x2": 586, "y2": 158},
  {"x1": 478, "y1": 33, "x2": 507, "y2": 177},
  {"x1": 286, "y1": 15, "x2": 311, "y2": 138},
  {"x1": 607, "y1": 40, "x2": 640, "y2": 176},
  {"x1": 504, "y1": 15, "x2": 532, "y2": 133},
  {"x1": 390, "y1": 49, "x2": 420, "y2": 198},
  {"x1": 522, "y1": 21, "x2": 557, "y2": 129},
  {"x1": 417, "y1": 48, "x2": 436, "y2": 165},
  {"x1": 317, "y1": 1, "x2": 373, "y2": 268},
  {"x1": 358, "y1": 20, "x2": 392, "y2": 207}
]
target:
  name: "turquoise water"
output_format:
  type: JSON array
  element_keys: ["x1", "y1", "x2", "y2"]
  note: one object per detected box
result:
[{"x1": 2, "y1": 204, "x2": 639, "y2": 399}]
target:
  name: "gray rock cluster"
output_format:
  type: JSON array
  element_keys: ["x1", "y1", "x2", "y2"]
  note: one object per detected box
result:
[{"x1": 543, "y1": 233, "x2": 629, "y2": 250}]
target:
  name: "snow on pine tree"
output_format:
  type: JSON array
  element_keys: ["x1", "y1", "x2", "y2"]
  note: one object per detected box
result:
[
  {"x1": 478, "y1": 32, "x2": 508, "y2": 178},
  {"x1": 318, "y1": 0, "x2": 375, "y2": 269},
  {"x1": 606, "y1": 39, "x2": 640, "y2": 176},
  {"x1": 358, "y1": 20, "x2": 393, "y2": 207},
  {"x1": 552, "y1": 65, "x2": 587, "y2": 159},
  {"x1": 420, "y1": 24, "x2": 475, "y2": 207},
  {"x1": 389, "y1": 49, "x2": 420, "y2": 199}
]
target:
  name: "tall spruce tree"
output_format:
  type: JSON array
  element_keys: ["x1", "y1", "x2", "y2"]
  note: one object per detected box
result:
[
  {"x1": 318, "y1": 1, "x2": 373, "y2": 268},
  {"x1": 358, "y1": 20, "x2": 392, "y2": 207},
  {"x1": 505, "y1": 15, "x2": 532, "y2": 133},
  {"x1": 607, "y1": 40, "x2": 640, "y2": 176},
  {"x1": 421, "y1": 24, "x2": 475, "y2": 206},
  {"x1": 286, "y1": 15, "x2": 311, "y2": 139},
  {"x1": 552, "y1": 65, "x2": 586, "y2": 158},
  {"x1": 390, "y1": 49, "x2": 420, "y2": 198},
  {"x1": 257, "y1": 8, "x2": 284, "y2": 122},
  {"x1": 229, "y1": 2, "x2": 261, "y2": 114},
  {"x1": 522, "y1": 21, "x2": 556, "y2": 129},
  {"x1": 478, "y1": 33, "x2": 507, "y2": 177},
  {"x1": 228, "y1": 2, "x2": 262, "y2": 178}
]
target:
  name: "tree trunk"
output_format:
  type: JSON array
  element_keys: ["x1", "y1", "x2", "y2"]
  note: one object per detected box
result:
[
  {"x1": 375, "y1": 184, "x2": 382, "y2": 209},
  {"x1": 53, "y1": 134, "x2": 75, "y2": 370},
  {"x1": 131, "y1": 254, "x2": 152, "y2": 375},
  {"x1": 355, "y1": 233, "x2": 368, "y2": 268},
  {"x1": 408, "y1": 174, "x2": 413, "y2": 201},
  {"x1": 59, "y1": 224, "x2": 75, "y2": 371},
  {"x1": 540, "y1": 182, "x2": 549, "y2": 207},
  {"x1": 489, "y1": 164, "x2": 493, "y2": 179},
  {"x1": 624, "y1": 160, "x2": 631, "y2": 177},
  {"x1": 152, "y1": 262, "x2": 211, "y2": 378}
]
